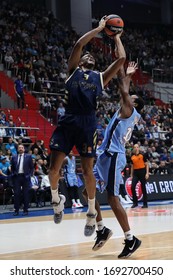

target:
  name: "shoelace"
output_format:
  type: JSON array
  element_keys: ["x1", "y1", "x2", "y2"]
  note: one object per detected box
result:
[{"x1": 51, "y1": 196, "x2": 62, "y2": 206}]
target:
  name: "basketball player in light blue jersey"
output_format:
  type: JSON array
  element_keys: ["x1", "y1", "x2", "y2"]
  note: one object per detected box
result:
[
  {"x1": 63, "y1": 151, "x2": 83, "y2": 208},
  {"x1": 87, "y1": 62, "x2": 144, "y2": 257}
]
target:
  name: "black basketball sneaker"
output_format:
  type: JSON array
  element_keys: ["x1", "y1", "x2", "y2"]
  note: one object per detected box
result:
[
  {"x1": 92, "y1": 226, "x2": 113, "y2": 251},
  {"x1": 118, "y1": 236, "x2": 142, "y2": 258}
]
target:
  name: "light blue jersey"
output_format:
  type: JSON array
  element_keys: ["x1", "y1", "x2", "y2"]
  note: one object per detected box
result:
[
  {"x1": 64, "y1": 156, "x2": 83, "y2": 188},
  {"x1": 94, "y1": 108, "x2": 141, "y2": 196},
  {"x1": 98, "y1": 108, "x2": 141, "y2": 155},
  {"x1": 64, "y1": 156, "x2": 76, "y2": 175}
]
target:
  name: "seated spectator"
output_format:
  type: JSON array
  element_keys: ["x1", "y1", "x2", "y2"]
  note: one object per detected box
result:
[
  {"x1": 154, "y1": 141, "x2": 163, "y2": 154},
  {"x1": 34, "y1": 158, "x2": 46, "y2": 177},
  {"x1": 165, "y1": 128, "x2": 173, "y2": 147},
  {"x1": 31, "y1": 157, "x2": 37, "y2": 171},
  {"x1": 31, "y1": 148, "x2": 41, "y2": 161},
  {"x1": 0, "y1": 123, "x2": 7, "y2": 138},
  {"x1": 104, "y1": 112, "x2": 111, "y2": 125},
  {"x1": 0, "y1": 110, "x2": 6, "y2": 124},
  {"x1": 28, "y1": 70, "x2": 36, "y2": 90},
  {"x1": 157, "y1": 160, "x2": 172, "y2": 175},
  {"x1": 34, "y1": 77, "x2": 43, "y2": 93},
  {"x1": 29, "y1": 139, "x2": 44, "y2": 155},
  {"x1": 16, "y1": 123, "x2": 32, "y2": 148},
  {"x1": 16, "y1": 122, "x2": 29, "y2": 138},
  {"x1": 5, "y1": 137, "x2": 17, "y2": 155},
  {"x1": 152, "y1": 126, "x2": 160, "y2": 140},
  {"x1": 136, "y1": 120, "x2": 145, "y2": 131},
  {"x1": 0, "y1": 150, "x2": 4, "y2": 159},
  {"x1": 41, "y1": 148, "x2": 50, "y2": 166},
  {"x1": 160, "y1": 148, "x2": 170, "y2": 162},
  {"x1": 5, "y1": 114, "x2": 16, "y2": 126},
  {"x1": 0, "y1": 155, "x2": 11, "y2": 188},
  {"x1": 96, "y1": 139, "x2": 103, "y2": 152},
  {"x1": 41, "y1": 96, "x2": 51, "y2": 120},
  {"x1": 5, "y1": 149, "x2": 12, "y2": 162},
  {"x1": 39, "y1": 174, "x2": 51, "y2": 205},
  {"x1": 29, "y1": 174, "x2": 44, "y2": 207},
  {"x1": 141, "y1": 140, "x2": 149, "y2": 153},
  {"x1": 0, "y1": 137, "x2": 6, "y2": 155},
  {"x1": 151, "y1": 146, "x2": 160, "y2": 164},
  {"x1": 4, "y1": 51, "x2": 14, "y2": 70},
  {"x1": 149, "y1": 162, "x2": 159, "y2": 175},
  {"x1": 42, "y1": 159, "x2": 49, "y2": 175},
  {"x1": 40, "y1": 174, "x2": 51, "y2": 189},
  {"x1": 6, "y1": 121, "x2": 16, "y2": 138},
  {"x1": 57, "y1": 102, "x2": 65, "y2": 121},
  {"x1": 144, "y1": 127, "x2": 152, "y2": 140}
]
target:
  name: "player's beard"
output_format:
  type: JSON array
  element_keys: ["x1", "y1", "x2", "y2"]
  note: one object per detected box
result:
[{"x1": 85, "y1": 62, "x2": 95, "y2": 69}]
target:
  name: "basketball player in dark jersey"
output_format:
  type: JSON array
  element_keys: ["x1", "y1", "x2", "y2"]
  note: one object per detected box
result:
[{"x1": 49, "y1": 16, "x2": 126, "y2": 236}]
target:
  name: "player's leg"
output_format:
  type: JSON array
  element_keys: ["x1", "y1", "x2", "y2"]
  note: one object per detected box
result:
[
  {"x1": 107, "y1": 153, "x2": 141, "y2": 258},
  {"x1": 49, "y1": 126, "x2": 74, "y2": 223},
  {"x1": 82, "y1": 188, "x2": 113, "y2": 250},
  {"x1": 80, "y1": 156, "x2": 97, "y2": 236},
  {"x1": 49, "y1": 150, "x2": 66, "y2": 223}
]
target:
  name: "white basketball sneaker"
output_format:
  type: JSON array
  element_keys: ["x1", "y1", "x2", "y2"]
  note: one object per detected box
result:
[
  {"x1": 84, "y1": 212, "x2": 97, "y2": 236},
  {"x1": 52, "y1": 194, "x2": 66, "y2": 224}
]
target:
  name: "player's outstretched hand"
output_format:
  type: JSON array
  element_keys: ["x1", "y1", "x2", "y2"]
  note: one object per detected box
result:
[{"x1": 126, "y1": 61, "x2": 138, "y2": 76}]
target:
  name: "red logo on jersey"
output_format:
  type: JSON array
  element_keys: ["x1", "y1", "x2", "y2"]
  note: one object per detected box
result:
[{"x1": 125, "y1": 177, "x2": 143, "y2": 201}]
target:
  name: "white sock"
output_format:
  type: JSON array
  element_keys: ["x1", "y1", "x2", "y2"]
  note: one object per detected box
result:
[
  {"x1": 97, "y1": 220, "x2": 104, "y2": 231},
  {"x1": 125, "y1": 230, "x2": 133, "y2": 241},
  {"x1": 76, "y1": 199, "x2": 80, "y2": 204},
  {"x1": 51, "y1": 189, "x2": 60, "y2": 203},
  {"x1": 72, "y1": 199, "x2": 76, "y2": 204},
  {"x1": 88, "y1": 198, "x2": 96, "y2": 214}
]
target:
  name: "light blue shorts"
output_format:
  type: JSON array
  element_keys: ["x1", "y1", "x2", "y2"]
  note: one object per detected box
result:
[
  {"x1": 93, "y1": 151, "x2": 126, "y2": 196},
  {"x1": 64, "y1": 173, "x2": 78, "y2": 187}
]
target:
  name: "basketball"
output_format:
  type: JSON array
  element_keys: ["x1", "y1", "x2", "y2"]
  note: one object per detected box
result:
[{"x1": 104, "y1": 14, "x2": 124, "y2": 37}]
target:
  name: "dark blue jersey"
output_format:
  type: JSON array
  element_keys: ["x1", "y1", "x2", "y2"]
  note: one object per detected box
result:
[{"x1": 64, "y1": 67, "x2": 103, "y2": 115}]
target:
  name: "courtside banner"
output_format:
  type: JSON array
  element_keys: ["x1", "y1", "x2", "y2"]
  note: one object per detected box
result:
[
  {"x1": 125, "y1": 174, "x2": 173, "y2": 201},
  {"x1": 59, "y1": 174, "x2": 173, "y2": 206}
]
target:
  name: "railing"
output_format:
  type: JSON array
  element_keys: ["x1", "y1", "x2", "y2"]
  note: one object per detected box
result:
[
  {"x1": 1, "y1": 126, "x2": 40, "y2": 142},
  {"x1": 152, "y1": 68, "x2": 173, "y2": 84},
  {"x1": 152, "y1": 84, "x2": 173, "y2": 103}
]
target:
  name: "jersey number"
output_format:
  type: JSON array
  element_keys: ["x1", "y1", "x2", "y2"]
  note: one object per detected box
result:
[{"x1": 123, "y1": 127, "x2": 132, "y2": 142}]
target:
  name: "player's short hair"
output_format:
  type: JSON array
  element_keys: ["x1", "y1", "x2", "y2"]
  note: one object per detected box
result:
[{"x1": 133, "y1": 96, "x2": 144, "y2": 112}]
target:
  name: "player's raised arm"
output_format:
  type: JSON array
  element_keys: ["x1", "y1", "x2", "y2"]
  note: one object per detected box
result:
[
  {"x1": 102, "y1": 31, "x2": 126, "y2": 86},
  {"x1": 118, "y1": 62, "x2": 138, "y2": 118},
  {"x1": 68, "y1": 16, "x2": 108, "y2": 74}
]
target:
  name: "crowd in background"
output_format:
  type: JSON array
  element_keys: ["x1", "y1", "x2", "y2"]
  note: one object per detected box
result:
[
  {"x1": 1, "y1": 2, "x2": 173, "y2": 118},
  {"x1": 0, "y1": 1, "x2": 173, "y2": 207}
]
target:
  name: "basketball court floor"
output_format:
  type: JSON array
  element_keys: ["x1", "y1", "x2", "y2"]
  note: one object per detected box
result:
[{"x1": 0, "y1": 200, "x2": 173, "y2": 260}]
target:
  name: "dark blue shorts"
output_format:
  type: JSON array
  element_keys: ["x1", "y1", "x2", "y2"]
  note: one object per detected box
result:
[{"x1": 49, "y1": 114, "x2": 97, "y2": 157}]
